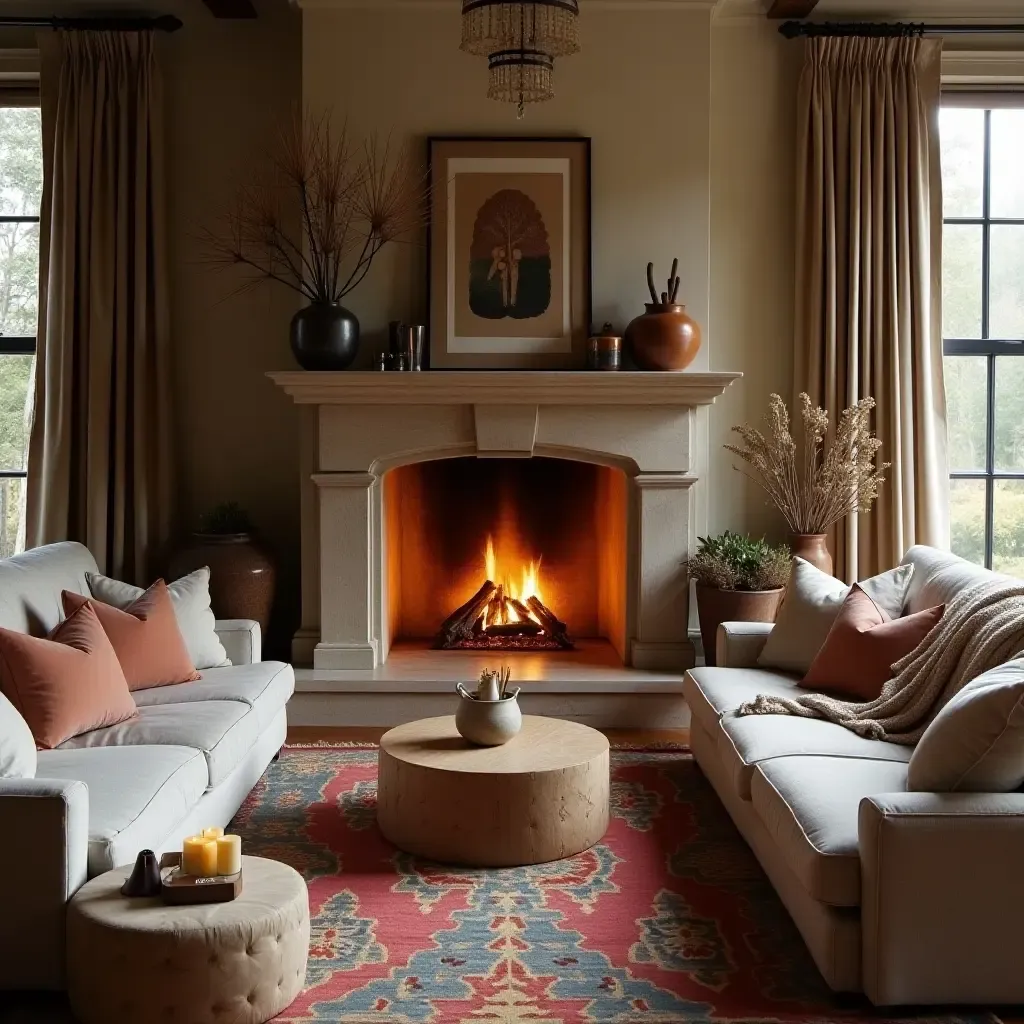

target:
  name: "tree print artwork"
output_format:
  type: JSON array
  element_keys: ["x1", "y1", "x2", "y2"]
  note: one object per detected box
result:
[{"x1": 469, "y1": 189, "x2": 551, "y2": 320}]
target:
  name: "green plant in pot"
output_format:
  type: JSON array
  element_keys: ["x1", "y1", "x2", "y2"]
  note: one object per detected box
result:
[
  {"x1": 170, "y1": 502, "x2": 276, "y2": 636},
  {"x1": 687, "y1": 531, "x2": 790, "y2": 667},
  {"x1": 202, "y1": 113, "x2": 428, "y2": 371}
]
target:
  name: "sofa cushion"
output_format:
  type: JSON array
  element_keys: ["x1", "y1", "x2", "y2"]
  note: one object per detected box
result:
[
  {"x1": 133, "y1": 662, "x2": 294, "y2": 732},
  {"x1": 35, "y1": 745, "x2": 209, "y2": 875},
  {"x1": 57, "y1": 700, "x2": 260, "y2": 788},
  {"x1": 717, "y1": 711, "x2": 912, "y2": 801},
  {"x1": 752, "y1": 756, "x2": 909, "y2": 908},
  {"x1": 0, "y1": 689, "x2": 35, "y2": 778},
  {"x1": 909, "y1": 658, "x2": 1024, "y2": 793},
  {"x1": 684, "y1": 666, "x2": 803, "y2": 735},
  {"x1": 0, "y1": 541, "x2": 97, "y2": 636},
  {"x1": 901, "y1": 544, "x2": 1009, "y2": 614}
]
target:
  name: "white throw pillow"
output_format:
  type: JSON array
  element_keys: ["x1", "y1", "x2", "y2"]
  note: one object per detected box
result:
[
  {"x1": 757, "y1": 558, "x2": 914, "y2": 675},
  {"x1": 0, "y1": 689, "x2": 36, "y2": 778},
  {"x1": 909, "y1": 658, "x2": 1024, "y2": 793},
  {"x1": 87, "y1": 567, "x2": 231, "y2": 669}
]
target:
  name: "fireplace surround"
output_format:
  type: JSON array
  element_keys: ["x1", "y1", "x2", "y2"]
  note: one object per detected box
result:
[{"x1": 271, "y1": 370, "x2": 739, "y2": 691}]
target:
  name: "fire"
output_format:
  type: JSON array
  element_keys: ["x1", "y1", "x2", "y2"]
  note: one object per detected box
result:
[{"x1": 482, "y1": 535, "x2": 543, "y2": 628}]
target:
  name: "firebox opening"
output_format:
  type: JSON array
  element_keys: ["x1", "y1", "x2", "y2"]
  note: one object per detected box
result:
[{"x1": 383, "y1": 457, "x2": 628, "y2": 662}]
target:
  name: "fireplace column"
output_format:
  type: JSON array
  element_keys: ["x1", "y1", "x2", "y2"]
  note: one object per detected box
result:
[{"x1": 312, "y1": 472, "x2": 378, "y2": 670}]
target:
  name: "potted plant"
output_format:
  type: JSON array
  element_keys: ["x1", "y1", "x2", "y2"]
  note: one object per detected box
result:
[
  {"x1": 170, "y1": 502, "x2": 276, "y2": 634},
  {"x1": 725, "y1": 393, "x2": 890, "y2": 575},
  {"x1": 688, "y1": 532, "x2": 790, "y2": 667},
  {"x1": 202, "y1": 113, "x2": 428, "y2": 371}
]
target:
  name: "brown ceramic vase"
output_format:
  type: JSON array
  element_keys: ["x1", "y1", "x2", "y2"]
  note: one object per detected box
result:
[
  {"x1": 695, "y1": 584, "x2": 784, "y2": 668},
  {"x1": 790, "y1": 533, "x2": 833, "y2": 576},
  {"x1": 170, "y1": 533, "x2": 276, "y2": 634},
  {"x1": 624, "y1": 303, "x2": 701, "y2": 371}
]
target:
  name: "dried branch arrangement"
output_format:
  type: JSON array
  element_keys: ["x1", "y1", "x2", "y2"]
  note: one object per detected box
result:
[
  {"x1": 725, "y1": 393, "x2": 890, "y2": 535},
  {"x1": 468, "y1": 666, "x2": 513, "y2": 701},
  {"x1": 201, "y1": 112, "x2": 428, "y2": 304}
]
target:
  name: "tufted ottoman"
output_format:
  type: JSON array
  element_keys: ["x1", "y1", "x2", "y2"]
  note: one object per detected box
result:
[{"x1": 66, "y1": 856, "x2": 309, "y2": 1024}]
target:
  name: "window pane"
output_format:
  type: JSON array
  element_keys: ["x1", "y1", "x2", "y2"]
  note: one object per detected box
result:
[
  {"x1": 940, "y1": 107, "x2": 985, "y2": 218},
  {"x1": 0, "y1": 475, "x2": 25, "y2": 559},
  {"x1": 950, "y1": 477, "x2": 987, "y2": 567},
  {"x1": 943, "y1": 223, "x2": 983, "y2": 339},
  {"x1": 991, "y1": 109, "x2": 1024, "y2": 220},
  {"x1": 0, "y1": 353, "x2": 33, "y2": 472},
  {"x1": 995, "y1": 356, "x2": 1024, "y2": 472},
  {"x1": 0, "y1": 107, "x2": 41, "y2": 219},
  {"x1": 994, "y1": 479, "x2": 1024, "y2": 578},
  {"x1": 945, "y1": 355, "x2": 988, "y2": 471},
  {"x1": 0, "y1": 219, "x2": 38, "y2": 339},
  {"x1": 990, "y1": 225, "x2": 1024, "y2": 341}
]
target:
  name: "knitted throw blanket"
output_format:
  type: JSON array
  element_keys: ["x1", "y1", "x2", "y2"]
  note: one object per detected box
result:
[{"x1": 737, "y1": 581, "x2": 1024, "y2": 744}]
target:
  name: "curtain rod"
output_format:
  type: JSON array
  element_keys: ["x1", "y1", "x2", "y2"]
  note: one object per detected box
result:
[
  {"x1": 780, "y1": 21, "x2": 1024, "y2": 39},
  {"x1": 0, "y1": 15, "x2": 182, "y2": 33}
]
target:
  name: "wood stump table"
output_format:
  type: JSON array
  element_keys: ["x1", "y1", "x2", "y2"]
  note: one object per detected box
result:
[{"x1": 377, "y1": 715, "x2": 610, "y2": 867}]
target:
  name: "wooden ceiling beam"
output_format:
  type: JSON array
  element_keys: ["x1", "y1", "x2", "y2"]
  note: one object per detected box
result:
[
  {"x1": 203, "y1": 0, "x2": 257, "y2": 18},
  {"x1": 767, "y1": 0, "x2": 821, "y2": 18}
]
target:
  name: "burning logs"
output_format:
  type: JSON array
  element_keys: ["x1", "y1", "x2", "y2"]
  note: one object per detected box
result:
[
  {"x1": 435, "y1": 582, "x2": 574, "y2": 651},
  {"x1": 435, "y1": 580, "x2": 498, "y2": 648},
  {"x1": 525, "y1": 596, "x2": 573, "y2": 649}
]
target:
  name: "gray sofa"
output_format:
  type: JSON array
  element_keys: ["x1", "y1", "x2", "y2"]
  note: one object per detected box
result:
[
  {"x1": 684, "y1": 545, "x2": 1024, "y2": 1007},
  {"x1": 0, "y1": 542, "x2": 294, "y2": 991}
]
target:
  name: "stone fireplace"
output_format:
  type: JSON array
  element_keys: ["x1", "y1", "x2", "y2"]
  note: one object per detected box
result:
[{"x1": 271, "y1": 370, "x2": 738, "y2": 691}]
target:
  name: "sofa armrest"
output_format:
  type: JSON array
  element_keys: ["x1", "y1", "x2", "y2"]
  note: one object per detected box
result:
[
  {"x1": 0, "y1": 778, "x2": 89, "y2": 989},
  {"x1": 215, "y1": 618, "x2": 262, "y2": 665},
  {"x1": 716, "y1": 621, "x2": 773, "y2": 668},
  {"x1": 859, "y1": 791, "x2": 1024, "y2": 1006}
]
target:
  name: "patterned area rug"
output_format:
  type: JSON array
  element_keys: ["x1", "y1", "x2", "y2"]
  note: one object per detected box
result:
[{"x1": 229, "y1": 746, "x2": 995, "y2": 1024}]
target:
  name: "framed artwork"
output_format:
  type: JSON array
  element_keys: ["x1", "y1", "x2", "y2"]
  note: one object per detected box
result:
[{"x1": 428, "y1": 136, "x2": 591, "y2": 370}]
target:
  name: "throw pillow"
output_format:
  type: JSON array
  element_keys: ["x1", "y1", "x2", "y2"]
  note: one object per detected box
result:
[
  {"x1": 801, "y1": 585, "x2": 944, "y2": 700},
  {"x1": 758, "y1": 558, "x2": 915, "y2": 675},
  {"x1": 63, "y1": 581, "x2": 201, "y2": 691},
  {"x1": 86, "y1": 567, "x2": 230, "y2": 669},
  {"x1": 0, "y1": 689, "x2": 36, "y2": 777},
  {"x1": 909, "y1": 658, "x2": 1024, "y2": 792},
  {"x1": 0, "y1": 602, "x2": 137, "y2": 749}
]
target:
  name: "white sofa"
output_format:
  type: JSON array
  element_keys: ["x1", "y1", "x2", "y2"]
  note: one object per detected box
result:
[
  {"x1": 684, "y1": 545, "x2": 1024, "y2": 1007},
  {"x1": 0, "y1": 542, "x2": 294, "y2": 991}
]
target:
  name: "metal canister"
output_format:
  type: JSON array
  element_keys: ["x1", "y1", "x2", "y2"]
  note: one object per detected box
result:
[{"x1": 587, "y1": 323, "x2": 622, "y2": 371}]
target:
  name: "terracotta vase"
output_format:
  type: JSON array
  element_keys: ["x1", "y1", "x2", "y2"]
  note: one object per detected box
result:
[
  {"x1": 170, "y1": 533, "x2": 276, "y2": 634},
  {"x1": 695, "y1": 584, "x2": 785, "y2": 668},
  {"x1": 791, "y1": 533, "x2": 833, "y2": 576},
  {"x1": 624, "y1": 303, "x2": 701, "y2": 371}
]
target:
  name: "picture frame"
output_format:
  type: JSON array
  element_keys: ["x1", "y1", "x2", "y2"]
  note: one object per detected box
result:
[{"x1": 427, "y1": 136, "x2": 592, "y2": 370}]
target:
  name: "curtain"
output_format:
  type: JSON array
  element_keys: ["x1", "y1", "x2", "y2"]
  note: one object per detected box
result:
[
  {"x1": 794, "y1": 35, "x2": 949, "y2": 582},
  {"x1": 26, "y1": 31, "x2": 171, "y2": 584}
]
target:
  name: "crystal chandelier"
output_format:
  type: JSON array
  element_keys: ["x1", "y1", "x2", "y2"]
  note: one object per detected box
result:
[{"x1": 461, "y1": 0, "x2": 580, "y2": 116}]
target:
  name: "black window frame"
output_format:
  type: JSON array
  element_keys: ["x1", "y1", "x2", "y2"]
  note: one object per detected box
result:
[{"x1": 943, "y1": 101, "x2": 1024, "y2": 570}]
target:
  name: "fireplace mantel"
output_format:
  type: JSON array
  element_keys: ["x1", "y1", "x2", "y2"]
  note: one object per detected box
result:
[{"x1": 268, "y1": 370, "x2": 741, "y2": 406}]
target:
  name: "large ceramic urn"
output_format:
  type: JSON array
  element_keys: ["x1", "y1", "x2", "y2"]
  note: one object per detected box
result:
[{"x1": 624, "y1": 302, "x2": 701, "y2": 372}]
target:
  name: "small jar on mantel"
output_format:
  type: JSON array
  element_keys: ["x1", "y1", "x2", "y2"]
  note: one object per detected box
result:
[{"x1": 791, "y1": 534, "x2": 832, "y2": 576}]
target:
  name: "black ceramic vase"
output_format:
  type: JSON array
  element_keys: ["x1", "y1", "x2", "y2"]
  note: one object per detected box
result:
[{"x1": 290, "y1": 302, "x2": 359, "y2": 370}]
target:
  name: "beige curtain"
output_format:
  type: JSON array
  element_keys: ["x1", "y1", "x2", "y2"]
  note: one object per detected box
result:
[
  {"x1": 27, "y1": 31, "x2": 171, "y2": 583},
  {"x1": 795, "y1": 35, "x2": 949, "y2": 582}
]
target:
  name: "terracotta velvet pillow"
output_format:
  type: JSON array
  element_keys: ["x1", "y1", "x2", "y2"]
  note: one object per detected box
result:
[
  {"x1": 63, "y1": 580, "x2": 201, "y2": 692},
  {"x1": 0, "y1": 602, "x2": 137, "y2": 749},
  {"x1": 801, "y1": 585, "x2": 944, "y2": 701}
]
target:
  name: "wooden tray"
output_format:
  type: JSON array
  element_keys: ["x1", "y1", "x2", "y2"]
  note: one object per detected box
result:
[{"x1": 158, "y1": 852, "x2": 243, "y2": 905}]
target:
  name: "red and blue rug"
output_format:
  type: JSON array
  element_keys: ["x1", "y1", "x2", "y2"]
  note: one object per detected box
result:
[{"x1": 230, "y1": 746, "x2": 996, "y2": 1024}]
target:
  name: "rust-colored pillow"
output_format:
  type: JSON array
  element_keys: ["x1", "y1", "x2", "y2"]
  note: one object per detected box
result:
[
  {"x1": 0, "y1": 602, "x2": 137, "y2": 749},
  {"x1": 801, "y1": 584, "x2": 944, "y2": 701},
  {"x1": 63, "y1": 580, "x2": 201, "y2": 692}
]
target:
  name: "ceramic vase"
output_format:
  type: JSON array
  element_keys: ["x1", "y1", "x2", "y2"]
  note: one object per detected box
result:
[
  {"x1": 694, "y1": 584, "x2": 785, "y2": 667},
  {"x1": 791, "y1": 533, "x2": 833, "y2": 576},
  {"x1": 455, "y1": 683, "x2": 522, "y2": 746},
  {"x1": 624, "y1": 303, "x2": 701, "y2": 371},
  {"x1": 290, "y1": 301, "x2": 359, "y2": 370}
]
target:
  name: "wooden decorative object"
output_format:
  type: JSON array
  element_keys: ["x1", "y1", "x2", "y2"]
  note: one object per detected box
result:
[
  {"x1": 157, "y1": 852, "x2": 242, "y2": 905},
  {"x1": 377, "y1": 715, "x2": 610, "y2": 867},
  {"x1": 625, "y1": 259, "x2": 701, "y2": 372}
]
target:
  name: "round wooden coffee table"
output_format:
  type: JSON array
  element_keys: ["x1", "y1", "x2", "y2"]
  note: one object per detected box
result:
[{"x1": 377, "y1": 715, "x2": 610, "y2": 867}]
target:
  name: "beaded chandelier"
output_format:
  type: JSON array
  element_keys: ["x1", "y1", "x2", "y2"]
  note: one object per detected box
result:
[{"x1": 460, "y1": 0, "x2": 580, "y2": 116}]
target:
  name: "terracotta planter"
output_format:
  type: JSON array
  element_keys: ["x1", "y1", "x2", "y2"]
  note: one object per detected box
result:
[
  {"x1": 170, "y1": 533, "x2": 276, "y2": 634},
  {"x1": 695, "y1": 583, "x2": 784, "y2": 667},
  {"x1": 791, "y1": 534, "x2": 833, "y2": 576},
  {"x1": 624, "y1": 303, "x2": 701, "y2": 371}
]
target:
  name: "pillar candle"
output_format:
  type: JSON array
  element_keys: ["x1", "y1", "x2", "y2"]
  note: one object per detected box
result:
[
  {"x1": 202, "y1": 826, "x2": 225, "y2": 840},
  {"x1": 182, "y1": 835, "x2": 218, "y2": 877},
  {"x1": 216, "y1": 835, "x2": 242, "y2": 876}
]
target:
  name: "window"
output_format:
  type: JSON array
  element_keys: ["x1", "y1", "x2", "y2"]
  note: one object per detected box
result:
[
  {"x1": 0, "y1": 104, "x2": 42, "y2": 559},
  {"x1": 942, "y1": 101, "x2": 1024, "y2": 574}
]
